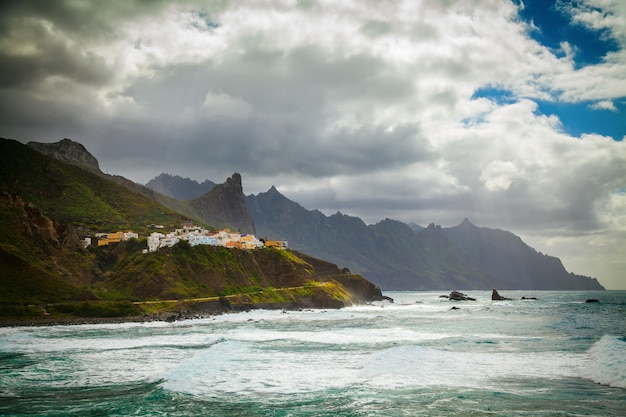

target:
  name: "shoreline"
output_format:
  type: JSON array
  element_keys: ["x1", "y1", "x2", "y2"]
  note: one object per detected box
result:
[{"x1": 0, "y1": 299, "x2": 346, "y2": 328}]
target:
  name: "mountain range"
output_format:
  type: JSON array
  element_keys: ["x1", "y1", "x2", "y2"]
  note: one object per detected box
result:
[
  {"x1": 13, "y1": 137, "x2": 604, "y2": 292},
  {"x1": 140, "y1": 166, "x2": 603, "y2": 291},
  {"x1": 245, "y1": 187, "x2": 603, "y2": 290}
]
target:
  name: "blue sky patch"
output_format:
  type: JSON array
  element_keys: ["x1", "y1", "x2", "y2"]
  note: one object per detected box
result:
[
  {"x1": 514, "y1": 0, "x2": 619, "y2": 68},
  {"x1": 472, "y1": 86, "x2": 625, "y2": 140},
  {"x1": 536, "y1": 99, "x2": 625, "y2": 140},
  {"x1": 471, "y1": 86, "x2": 517, "y2": 105},
  {"x1": 193, "y1": 10, "x2": 220, "y2": 30}
]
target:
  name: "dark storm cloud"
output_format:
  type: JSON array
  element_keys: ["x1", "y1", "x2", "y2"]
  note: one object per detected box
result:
[
  {"x1": 0, "y1": 20, "x2": 112, "y2": 89},
  {"x1": 0, "y1": 0, "x2": 624, "y2": 288},
  {"x1": 87, "y1": 43, "x2": 429, "y2": 179},
  {"x1": 0, "y1": 0, "x2": 172, "y2": 38}
]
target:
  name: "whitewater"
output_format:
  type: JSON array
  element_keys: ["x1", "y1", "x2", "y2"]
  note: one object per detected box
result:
[{"x1": 1, "y1": 291, "x2": 625, "y2": 416}]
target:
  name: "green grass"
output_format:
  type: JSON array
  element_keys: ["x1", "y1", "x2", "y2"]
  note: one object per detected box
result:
[
  {"x1": 0, "y1": 138, "x2": 192, "y2": 234},
  {"x1": 50, "y1": 301, "x2": 142, "y2": 318}
]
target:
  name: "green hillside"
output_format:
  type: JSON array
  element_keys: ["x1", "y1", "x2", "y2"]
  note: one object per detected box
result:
[
  {"x1": 0, "y1": 138, "x2": 191, "y2": 232},
  {"x1": 0, "y1": 138, "x2": 381, "y2": 322}
]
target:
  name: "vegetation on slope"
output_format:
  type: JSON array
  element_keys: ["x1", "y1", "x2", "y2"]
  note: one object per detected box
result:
[
  {"x1": 0, "y1": 139, "x2": 382, "y2": 322},
  {"x1": 0, "y1": 138, "x2": 191, "y2": 233}
]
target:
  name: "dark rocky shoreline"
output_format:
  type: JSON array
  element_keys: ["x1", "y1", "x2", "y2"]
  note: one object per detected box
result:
[{"x1": 1, "y1": 295, "x2": 388, "y2": 328}]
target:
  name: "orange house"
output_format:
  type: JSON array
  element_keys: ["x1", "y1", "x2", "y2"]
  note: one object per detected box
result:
[{"x1": 265, "y1": 240, "x2": 288, "y2": 250}]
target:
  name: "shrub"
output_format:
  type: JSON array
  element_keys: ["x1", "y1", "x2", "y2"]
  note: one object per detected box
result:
[{"x1": 50, "y1": 301, "x2": 141, "y2": 318}]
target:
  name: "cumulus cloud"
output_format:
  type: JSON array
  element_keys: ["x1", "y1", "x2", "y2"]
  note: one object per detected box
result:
[
  {"x1": 589, "y1": 99, "x2": 618, "y2": 111},
  {"x1": 0, "y1": 0, "x2": 624, "y2": 288}
]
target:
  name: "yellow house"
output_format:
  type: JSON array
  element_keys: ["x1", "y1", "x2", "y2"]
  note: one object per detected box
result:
[
  {"x1": 265, "y1": 240, "x2": 288, "y2": 250},
  {"x1": 239, "y1": 234, "x2": 263, "y2": 250},
  {"x1": 96, "y1": 231, "x2": 130, "y2": 246},
  {"x1": 108, "y1": 232, "x2": 123, "y2": 243}
]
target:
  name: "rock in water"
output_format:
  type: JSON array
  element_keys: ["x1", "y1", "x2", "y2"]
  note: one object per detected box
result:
[
  {"x1": 492, "y1": 289, "x2": 512, "y2": 301},
  {"x1": 449, "y1": 291, "x2": 476, "y2": 301}
]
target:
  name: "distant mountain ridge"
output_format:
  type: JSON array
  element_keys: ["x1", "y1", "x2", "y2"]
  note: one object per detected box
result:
[
  {"x1": 145, "y1": 173, "x2": 216, "y2": 200},
  {"x1": 24, "y1": 139, "x2": 603, "y2": 291},
  {"x1": 442, "y1": 218, "x2": 600, "y2": 290},
  {"x1": 245, "y1": 187, "x2": 604, "y2": 291},
  {"x1": 141, "y1": 170, "x2": 603, "y2": 290}
]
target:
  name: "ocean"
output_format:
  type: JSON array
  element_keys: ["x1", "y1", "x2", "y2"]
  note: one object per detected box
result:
[{"x1": 1, "y1": 291, "x2": 625, "y2": 416}]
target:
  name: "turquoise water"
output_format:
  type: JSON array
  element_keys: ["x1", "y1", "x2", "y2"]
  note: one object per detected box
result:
[{"x1": 1, "y1": 291, "x2": 625, "y2": 416}]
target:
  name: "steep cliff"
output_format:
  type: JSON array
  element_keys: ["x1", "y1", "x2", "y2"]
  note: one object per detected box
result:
[
  {"x1": 442, "y1": 218, "x2": 604, "y2": 290},
  {"x1": 27, "y1": 138, "x2": 101, "y2": 173},
  {"x1": 190, "y1": 173, "x2": 256, "y2": 234},
  {"x1": 0, "y1": 192, "x2": 98, "y2": 304}
]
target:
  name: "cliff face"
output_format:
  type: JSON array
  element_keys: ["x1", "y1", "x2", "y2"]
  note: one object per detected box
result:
[
  {"x1": 190, "y1": 173, "x2": 256, "y2": 234},
  {"x1": 0, "y1": 191, "x2": 98, "y2": 304},
  {"x1": 27, "y1": 138, "x2": 101, "y2": 173},
  {"x1": 246, "y1": 187, "x2": 496, "y2": 290},
  {"x1": 247, "y1": 186, "x2": 605, "y2": 291},
  {"x1": 442, "y1": 219, "x2": 604, "y2": 290}
]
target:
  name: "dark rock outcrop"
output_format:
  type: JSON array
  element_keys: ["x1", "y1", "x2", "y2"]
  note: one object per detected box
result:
[
  {"x1": 448, "y1": 291, "x2": 476, "y2": 301},
  {"x1": 330, "y1": 274, "x2": 385, "y2": 304},
  {"x1": 491, "y1": 289, "x2": 512, "y2": 301},
  {"x1": 27, "y1": 138, "x2": 101, "y2": 173},
  {"x1": 190, "y1": 173, "x2": 255, "y2": 234}
]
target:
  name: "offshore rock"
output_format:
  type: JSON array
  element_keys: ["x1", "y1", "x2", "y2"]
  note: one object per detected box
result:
[
  {"x1": 449, "y1": 291, "x2": 476, "y2": 301},
  {"x1": 492, "y1": 289, "x2": 512, "y2": 301}
]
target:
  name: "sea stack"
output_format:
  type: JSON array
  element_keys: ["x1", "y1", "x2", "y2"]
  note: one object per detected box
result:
[{"x1": 492, "y1": 289, "x2": 512, "y2": 301}]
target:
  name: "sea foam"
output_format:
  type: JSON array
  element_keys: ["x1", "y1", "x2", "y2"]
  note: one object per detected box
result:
[
  {"x1": 579, "y1": 335, "x2": 626, "y2": 389},
  {"x1": 358, "y1": 344, "x2": 581, "y2": 389}
]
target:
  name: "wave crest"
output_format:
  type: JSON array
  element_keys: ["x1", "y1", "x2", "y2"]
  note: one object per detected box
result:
[{"x1": 580, "y1": 335, "x2": 626, "y2": 389}]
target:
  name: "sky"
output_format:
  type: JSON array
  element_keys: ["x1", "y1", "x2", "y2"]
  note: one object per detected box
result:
[{"x1": 0, "y1": 0, "x2": 625, "y2": 289}]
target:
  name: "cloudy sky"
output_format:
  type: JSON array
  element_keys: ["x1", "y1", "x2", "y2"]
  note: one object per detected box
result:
[{"x1": 1, "y1": 0, "x2": 625, "y2": 289}]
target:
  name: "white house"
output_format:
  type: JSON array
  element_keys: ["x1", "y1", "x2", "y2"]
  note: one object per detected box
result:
[
  {"x1": 147, "y1": 232, "x2": 164, "y2": 252},
  {"x1": 121, "y1": 231, "x2": 139, "y2": 241}
]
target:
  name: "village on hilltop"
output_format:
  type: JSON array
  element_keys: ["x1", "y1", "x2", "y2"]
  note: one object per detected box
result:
[{"x1": 81, "y1": 222, "x2": 288, "y2": 253}]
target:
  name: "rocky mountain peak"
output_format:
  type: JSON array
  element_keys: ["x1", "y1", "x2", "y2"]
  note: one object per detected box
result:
[
  {"x1": 190, "y1": 172, "x2": 255, "y2": 234},
  {"x1": 460, "y1": 217, "x2": 474, "y2": 227},
  {"x1": 225, "y1": 172, "x2": 242, "y2": 190},
  {"x1": 27, "y1": 138, "x2": 100, "y2": 173}
]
